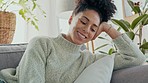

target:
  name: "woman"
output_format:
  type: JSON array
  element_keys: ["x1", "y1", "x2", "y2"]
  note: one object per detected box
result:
[{"x1": 0, "y1": 0, "x2": 146, "y2": 83}]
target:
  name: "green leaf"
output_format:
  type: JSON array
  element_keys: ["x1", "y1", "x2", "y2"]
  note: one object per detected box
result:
[
  {"x1": 98, "y1": 36, "x2": 106, "y2": 39},
  {"x1": 143, "y1": 39, "x2": 147, "y2": 44},
  {"x1": 97, "y1": 36, "x2": 109, "y2": 41},
  {"x1": 108, "y1": 48, "x2": 114, "y2": 55},
  {"x1": 97, "y1": 36, "x2": 110, "y2": 41},
  {"x1": 142, "y1": 14, "x2": 148, "y2": 25},
  {"x1": 33, "y1": 16, "x2": 38, "y2": 21},
  {"x1": 127, "y1": 0, "x2": 138, "y2": 14},
  {"x1": 32, "y1": 0, "x2": 36, "y2": 11},
  {"x1": 133, "y1": 6, "x2": 141, "y2": 13},
  {"x1": 141, "y1": 39, "x2": 147, "y2": 54},
  {"x1": 117, "y1": 27, "x2": 121, "y2": 31},
  {"x1": 0, "y1": 0, "x2": 3, "y2": 3},
  {"x1": 141, "y1": 48, "x2": 145, "y2": 54},
  {"x1": 36, "y1": 4, "x2": 46, "y2": 15},
  {"x1": 11, "y1": 1, "x2": 18, "y2": 5},
  {"x1": 19, "y1": 9, "x2": 27, "y2": 20},
  {"x1": 19, "y1": 0, "x2": 27, "y2": 5},
  {"x1": 126, "y1": 32, "x2": 135, "y2": 40},
  {"x1": 131, "y1": 14, "x2": 147, "y2": 29},
  {"x1": 140, "y1": 42, "x2": 148, "y2": 49},
  {"x1": 98, "y1": 51, "x2": 108, "y2": 54},
  {"x1": 111, "y1": 19, "x2": 129, "y2": 32},
  {"x1": 120, "y1": 19, "x2": 131, "y2": 28},
  {"x1": 31, "y1": 21, "x2": 39, "y2": 30},
  {"x1": 19, "y1": 9, "x2": 24, "y2": 14},
  {"x1": 144, "y1": 8, "x2": 148, "y2": 14},
  {"x1": 143, "y1": 0, "x2": 148, "y2": 10},
  {"x1": 127, "y1": 0, "x2": 140, "y2": 14},
  {"x1": 95, "y1": 44, "x2": 109, "y2": 51},
  {"x1": 27, "y1": 18, "x2": 30, "y2": 21}
]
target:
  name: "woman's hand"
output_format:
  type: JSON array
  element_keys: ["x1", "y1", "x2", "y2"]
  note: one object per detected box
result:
[
  {"x1": 99, "y1": 22, "x2": 111, "y2": 33},
  {"x1": 92, "y1": 22, "x2": 121, "y2": 40}
]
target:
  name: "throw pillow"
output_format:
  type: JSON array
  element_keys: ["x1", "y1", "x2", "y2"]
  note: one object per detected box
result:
[{"x1": 74, "y1": 55, "x2": 115, "y2": 83}]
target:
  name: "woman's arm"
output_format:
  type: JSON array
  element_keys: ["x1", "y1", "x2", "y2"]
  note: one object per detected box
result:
[
  {"x1": 112, "y1": 34, "x2": 146, "y2": 70},
  {"x1": 17, "y1": 36, "x2": 51, "y2": 83},
  {"x1": 95, "y1": 22, "x2": 146, "y2": 70},
  {"x1": 97, "y1": 22, "x2": 121, "y2": 39}
]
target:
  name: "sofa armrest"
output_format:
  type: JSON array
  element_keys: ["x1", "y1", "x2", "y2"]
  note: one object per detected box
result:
[
  {"x1": 0, "y1": 43, "x2": 27, "y2": 70},
  {"x1": 111, "y1": 65, "x2": 148, "y2": 83}
]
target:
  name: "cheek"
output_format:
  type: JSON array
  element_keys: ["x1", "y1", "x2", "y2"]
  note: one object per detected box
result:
[
  {"x1": 75, "y1": 20, "x2": 85, "y2": 28},
  {"x1": 87, "y1": 33, "x2": 96, "y2": 40}
]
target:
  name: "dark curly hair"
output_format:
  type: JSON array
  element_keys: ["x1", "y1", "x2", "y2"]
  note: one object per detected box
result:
[{"x1": 73, "y1": 0, "x2": 117, "y2": 23}]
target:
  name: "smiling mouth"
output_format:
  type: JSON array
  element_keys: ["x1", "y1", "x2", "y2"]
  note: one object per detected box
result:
[{"x1": 77, "y1": 31, "x2": 87, "y2": 39}]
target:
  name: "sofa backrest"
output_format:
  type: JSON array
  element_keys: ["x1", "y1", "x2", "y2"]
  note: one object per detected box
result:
[{"x1": 0, "y1": 43, "x2": 27, "y2": 70}]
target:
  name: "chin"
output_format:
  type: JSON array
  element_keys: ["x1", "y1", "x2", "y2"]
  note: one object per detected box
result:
[{"x1": 72, "y1": 39, "x2": 82, "y2": 45}]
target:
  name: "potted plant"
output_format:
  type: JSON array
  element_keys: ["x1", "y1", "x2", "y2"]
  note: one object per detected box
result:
[
  {"x1": 95, "y1": 0, "x2": 148, "y2": 55},
  {"x1": 0, "y1": 0, "x2": 46, "y2": 44}
]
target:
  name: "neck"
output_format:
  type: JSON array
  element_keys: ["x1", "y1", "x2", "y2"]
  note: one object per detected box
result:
[
  {"x1": 63, "y1": 34, "x2": 74, "y2": 44},
  {"x1": 54, "y1": 33, "x2": 82, "y2": 53}
]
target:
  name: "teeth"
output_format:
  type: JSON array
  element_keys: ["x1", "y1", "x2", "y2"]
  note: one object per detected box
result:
[{"x1": 78, "y1": 32, "x2": 86, "y2": 39}]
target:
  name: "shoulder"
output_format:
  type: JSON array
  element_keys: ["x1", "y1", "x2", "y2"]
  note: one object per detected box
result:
[
  {"x1": 30, "y1": 36, "x2": 52, "y2": 42},
  {"x1": 27, "y1": 36, "x2": 55, "y2": 49},
  {"x1": 29, "y1": 36, "x2": 56, "y2": 45}
]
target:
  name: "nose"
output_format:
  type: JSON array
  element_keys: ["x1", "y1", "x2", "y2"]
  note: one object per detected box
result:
[{"x1": 82, "y1": 25, "x2": 91, "y2": 33}]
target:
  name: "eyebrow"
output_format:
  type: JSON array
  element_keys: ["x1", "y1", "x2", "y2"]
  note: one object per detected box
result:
[{"x1": 82, "y1": 16, "x2": 99, "y2": 27}]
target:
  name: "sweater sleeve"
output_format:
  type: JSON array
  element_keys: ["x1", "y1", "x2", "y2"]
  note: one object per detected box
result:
[
  {"x1": 93, "y1": 34, "x2": 146, "y2": 70},
  {"x1": 16, "y1": 36, "x2": 51, "y2": 83},
  {"x1": 113, "y1": 34, "x2": 146, "y2": 70}
]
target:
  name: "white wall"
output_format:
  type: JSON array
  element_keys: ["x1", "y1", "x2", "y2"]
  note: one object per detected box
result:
[
  {"x1": 12, "y1": 13, "x2": 27, "y2": 44},
  {"x1": 26, "y1": 0, "x2": 51, "y2": 42},
  {"x1": 25, "y1": 0, "x2": 75, "y2": 42}
]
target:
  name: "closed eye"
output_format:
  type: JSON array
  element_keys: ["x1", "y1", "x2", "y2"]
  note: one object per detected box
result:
[
  {"x1": 80, "y1": 20, "x2": 86, "y2": 25},
  {"x1": 91, "y1": 28, "x2": 96, "y2": 32}
]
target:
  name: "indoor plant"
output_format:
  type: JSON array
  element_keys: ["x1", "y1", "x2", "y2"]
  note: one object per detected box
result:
[
  {"x1": 95, "y1": 0, "x2": 148, "y2": 55},
  {"x1": 0, "y1": 0, "x2": 46, "y2": 44}
]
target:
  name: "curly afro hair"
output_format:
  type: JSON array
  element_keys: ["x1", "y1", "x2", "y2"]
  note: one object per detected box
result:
[{"x1": 73, "y1": 0, "x2": 117, "y2": 23}]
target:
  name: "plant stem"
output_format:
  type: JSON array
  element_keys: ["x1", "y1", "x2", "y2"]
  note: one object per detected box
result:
[
  {"x1": 143, "y1": 0, "x2": 148, "y2": 10},
  {"x1": 1, "y1": 2, "x2": 7, "y2": 11},
  {"x1": 3, "y1": 1, "x2": 14, "y2": 12},
  {"x1": 139, "y1": 24, "x2": 143, "y2": 48}
]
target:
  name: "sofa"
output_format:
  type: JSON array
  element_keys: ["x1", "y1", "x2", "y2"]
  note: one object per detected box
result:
[{"x1": 0, "y1": 43, "x2": 148, "y2": 83}]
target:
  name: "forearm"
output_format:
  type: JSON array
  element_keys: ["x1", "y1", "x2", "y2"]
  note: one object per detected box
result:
[
  {"x1": 104, "y1": 24, "x2": 121, "y2": 39},
  {"x1": 98, "y1": 23, "x2": 146, "y2": 70},
  {"x1": 113, "y1": 34, "x2": 146, "y2": 70}
]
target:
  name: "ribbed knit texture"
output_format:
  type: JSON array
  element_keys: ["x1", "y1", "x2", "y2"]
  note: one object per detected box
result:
[{"x1": 0, "y1": 34, "x2": 146, "y2": 83}]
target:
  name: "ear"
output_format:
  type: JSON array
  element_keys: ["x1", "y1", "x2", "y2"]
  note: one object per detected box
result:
[{"x1": 68, "y1": 16, "x2": 73, "y2": 24}]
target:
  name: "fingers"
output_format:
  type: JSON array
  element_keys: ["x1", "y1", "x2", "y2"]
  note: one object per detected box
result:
[
  {"x1": 92, "y1": 22, "x2": 110, "y2": 40},
  {"x1": 92, "y1": 25, "x2": 102, "y2": 40}
]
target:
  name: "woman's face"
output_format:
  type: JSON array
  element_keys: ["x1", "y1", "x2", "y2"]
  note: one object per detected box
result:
[{"x1": 66, "y1": 9, "x2": 101, "y2": 45}]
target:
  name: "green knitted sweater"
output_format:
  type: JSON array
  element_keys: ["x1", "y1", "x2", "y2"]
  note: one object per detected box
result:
[{"x1": 0, "y1": 34, "x2": 146, "y2": 83}]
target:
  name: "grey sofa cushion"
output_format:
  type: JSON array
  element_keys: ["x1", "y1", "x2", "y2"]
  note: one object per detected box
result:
[
  {"x1": 0, "y1": 43, "x2": 27, "y2": 70},
  {"x1": 111, "y1": 65, "x2": 148, "y2": 83}
]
